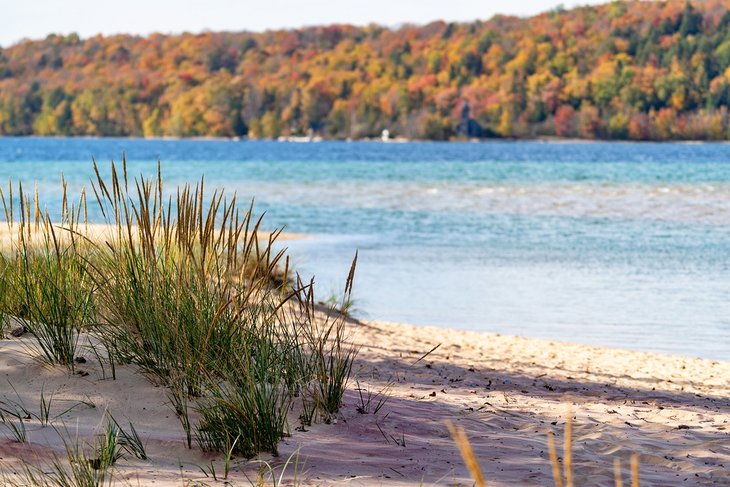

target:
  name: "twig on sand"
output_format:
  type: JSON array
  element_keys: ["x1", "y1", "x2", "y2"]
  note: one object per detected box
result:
[{"x1": 410, "y1": 343, "x2": 441, "y2": 367}]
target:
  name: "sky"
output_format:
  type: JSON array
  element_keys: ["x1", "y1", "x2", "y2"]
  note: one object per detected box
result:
[{"x1": 1, "y1": 0, "x2": 605, "y2": 47}]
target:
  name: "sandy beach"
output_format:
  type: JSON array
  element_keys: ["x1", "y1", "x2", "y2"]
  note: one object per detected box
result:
[
  {"x1": 5, "y1": 6, "x2": 730, "y2": 484},
  {"x1": 0, "y1": 318, "x2": 727, "y2": 486}
]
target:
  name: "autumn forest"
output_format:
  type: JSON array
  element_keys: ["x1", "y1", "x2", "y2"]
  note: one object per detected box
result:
[{"x1": 3, "y1": 1, "x2": 730, "y2": 140}]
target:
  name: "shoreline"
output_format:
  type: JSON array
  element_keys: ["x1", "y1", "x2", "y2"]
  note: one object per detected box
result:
[
  {"x1": 1, "y1": 319, "x2": 726, "y2": 485},
  {"x1": 3, "y1": 134, "x2": 730, "y2": 145},
  {"x1": 0, "y1": 222, "x2": 719, "y2": 362},
  {"x1": 406, "y1": 324, "x2": 728, "y2": 363},
  {"x1": 372, "y1": 320, "x2": 729, "y2": 364}
]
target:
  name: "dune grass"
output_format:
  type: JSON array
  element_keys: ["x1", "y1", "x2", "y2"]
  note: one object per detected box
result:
[
  {"x1": 0, "y1": 422, "x2": 116, "y2": 487},
  {"x1": 0, "y1": 158, "x2": 357, "y2": 462},
  {"x1": 0, "y1": 186, "x2": 95, "y2": 372}
]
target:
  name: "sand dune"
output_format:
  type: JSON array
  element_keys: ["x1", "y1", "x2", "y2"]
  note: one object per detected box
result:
[{"x1": 0, "y1": 320, "x2": 727, "y2": 486}]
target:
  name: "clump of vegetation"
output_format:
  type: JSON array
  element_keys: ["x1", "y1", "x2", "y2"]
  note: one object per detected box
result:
[
  {"x1": 0, "y1": 158, "x2": 358, "y2": 460},
  {"x1": 0, "y1": 408, "x2": 28, "y2": 443},
  {"x1": 0, "y1": 182, "x2": 95, "y2": 372},
  {"x1": 108, "y1": 412, "x2": 147, "y2": 461},
  {"x1": 195, "y1": 306, "x2": 294, "y2": 456},
  {"x1": 8, "y1": 445, "x2": 113, "y2": 487},
  {"x1": 1, "y1": 420, "x2": 120, "y2": 487}
]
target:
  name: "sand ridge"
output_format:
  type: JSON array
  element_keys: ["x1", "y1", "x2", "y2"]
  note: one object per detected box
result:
[{"x1": 0, "y1": 320, "x2": 727, "y2": 486}]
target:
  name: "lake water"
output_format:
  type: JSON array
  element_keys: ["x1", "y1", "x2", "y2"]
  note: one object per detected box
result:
[{"x1": 0, "y1": 137, "x2": 729, "y2": 360}]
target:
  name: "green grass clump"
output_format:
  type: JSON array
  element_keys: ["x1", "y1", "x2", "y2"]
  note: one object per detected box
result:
[
  {"x1": 0, "y1": 408, "x2": 28, "y2": 443},
  {"x1": 108, "y1": 413, "x2": 147, "y2": 461},
  {"x1": 0, "y1": 157, "x2": 358, "y2": 460},
  {"x1": 196, "y1": 303, "x2": 293, "y2": 456},
  {"x1": 2, "y1": 426, "x2": 115, "y2": 487},
  {"x1": 94, "y1": 415, "x2": 122, "y2": 471},
  {"x1": 9, "y1": 243, "x2": 93, "y2": 371},
  {"x1": 0, "y1": 184, "x2": 95, "y2": 372}
]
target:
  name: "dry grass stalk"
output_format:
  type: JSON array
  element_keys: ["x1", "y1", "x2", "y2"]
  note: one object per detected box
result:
[
  {"x1": 564, "y1": 412, "x2": 573, "y2": 487},
  {"x1": 446, "y1": 420, "x2": 487, "y2": 487},
  {"x1": 452, "y1": 408, "x2": 641, "y2": 486},
  {"x1": 630, "y1": 454, "x2": 640, "y2": 487},
  {"x1": 614, "y1": 458, "x2": 623, "y2": 487},
  {"x1": 547, "y1": 431, "x2": 563, "y2": 487}
]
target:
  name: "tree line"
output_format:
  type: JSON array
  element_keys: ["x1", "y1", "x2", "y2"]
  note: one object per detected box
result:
[{"x1": 3, "y1": 1, "x2": 730, "y2": 140}]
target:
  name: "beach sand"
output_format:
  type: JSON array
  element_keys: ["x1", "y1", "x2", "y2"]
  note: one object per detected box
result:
[
  {"x1": 0, "y1": 319, "x2": 727, "y2": 486},
  {"x1": 0, "y1": 223, "x2": 306, "y2": 248}
]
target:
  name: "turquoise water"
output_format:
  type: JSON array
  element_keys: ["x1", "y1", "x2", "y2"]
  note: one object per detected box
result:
[{"x1": 1, "y1": 137, "x2": 729, "y2": 360}]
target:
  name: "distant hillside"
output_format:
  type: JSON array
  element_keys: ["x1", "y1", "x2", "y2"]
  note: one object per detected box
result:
[{"x1": 3, "y1": 1, "x2": 730, "y2": 140}]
